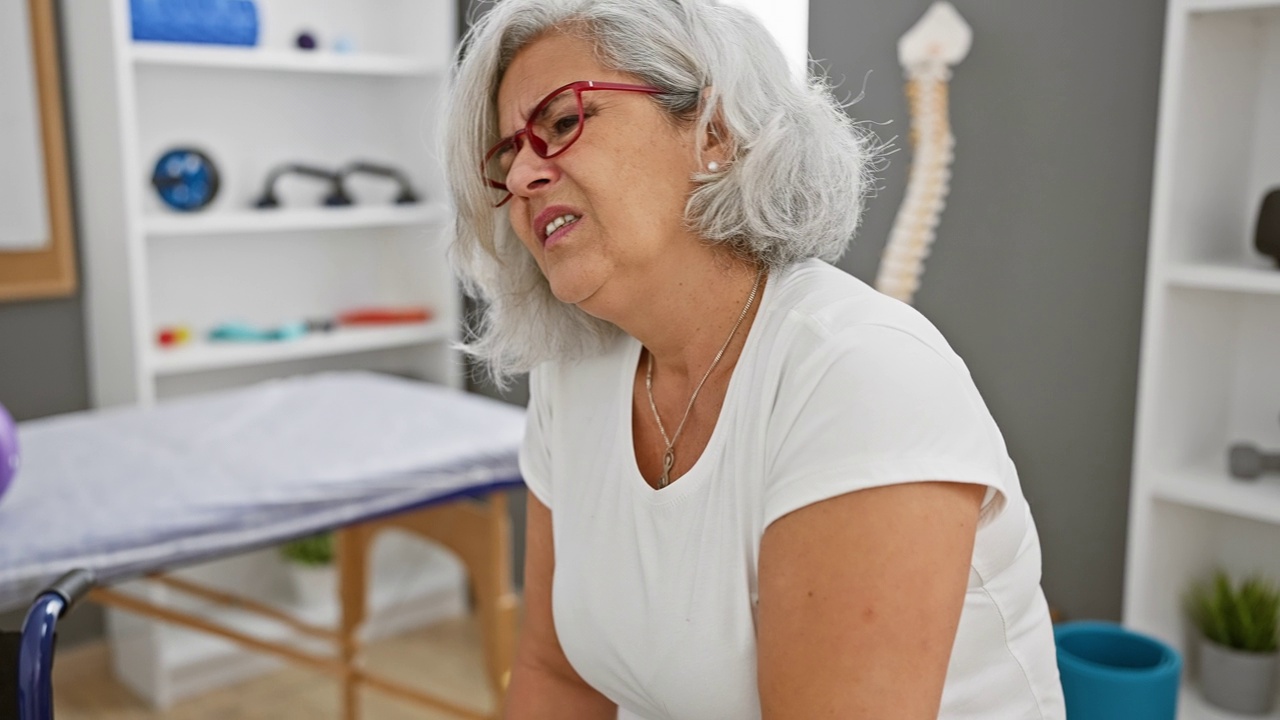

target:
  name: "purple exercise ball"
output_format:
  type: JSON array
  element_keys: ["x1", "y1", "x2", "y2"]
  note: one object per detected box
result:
[{"x1": 0, "y1": 402, "x2": 18, "y2": 502}]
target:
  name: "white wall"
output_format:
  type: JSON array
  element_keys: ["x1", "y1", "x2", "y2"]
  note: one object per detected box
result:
[
  {"x1": 0, "y1": 0, "x2": 50, "y2": 251},
  {"x1": 721, "y1": 0, "x2": 809, "y2": 79}
]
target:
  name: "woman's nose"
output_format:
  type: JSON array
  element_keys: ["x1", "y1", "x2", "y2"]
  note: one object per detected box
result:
[{"x1": 506, "y1": 144, "x2": 559, "y2": 197}]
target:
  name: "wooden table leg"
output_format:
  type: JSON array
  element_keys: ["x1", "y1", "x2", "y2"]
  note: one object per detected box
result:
[
  {"x1": 370, "y1": 490, "x2": 519, "y2": 717},
  {"x1": 472, "y1": 493, "x2": 519, "y2": 710},
  {"x1": 337, "y1": 524, "x2": 373, "y2": 720}
]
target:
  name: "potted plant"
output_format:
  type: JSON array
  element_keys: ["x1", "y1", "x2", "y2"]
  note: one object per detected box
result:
[
  {"x1": 1186, "y1": 570, "x2": 1280, "y2": 715},
  {"x1": 280, "y1": 532, "x2": 335, "y2": 610}
]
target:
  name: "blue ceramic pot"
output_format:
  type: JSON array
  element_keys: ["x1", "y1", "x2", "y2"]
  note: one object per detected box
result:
[{"x1": 1054, "y1": 621, "x2": 1181, "y2": 720}]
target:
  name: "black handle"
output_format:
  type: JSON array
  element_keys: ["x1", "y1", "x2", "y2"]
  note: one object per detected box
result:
[
  {"x1": 255, "y1": 163, "x2": 350, "y2": 208},
  {"x1": 338, "y1": 160, "x2": 420, "y2": 204}
]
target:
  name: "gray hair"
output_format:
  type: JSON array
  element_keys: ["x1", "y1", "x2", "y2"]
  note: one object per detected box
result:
[{"x1": 443, "y1": 0, "x2": 881, "y2": 385}]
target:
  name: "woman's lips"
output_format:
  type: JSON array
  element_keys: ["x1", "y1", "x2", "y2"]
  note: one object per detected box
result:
[
  {"x1": 534, "y1": 205, "x2": 584, "y2": 245},
  {"x1": 544, "y1": 216, "x2": 581, "y2": 249}
]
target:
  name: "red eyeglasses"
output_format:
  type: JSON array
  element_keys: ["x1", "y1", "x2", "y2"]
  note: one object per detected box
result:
[{"x1": 483, "y1": 80, "x2": 666, "y2": 207}]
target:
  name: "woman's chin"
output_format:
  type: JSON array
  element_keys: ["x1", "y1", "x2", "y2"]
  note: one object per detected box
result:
[
  {"x1": 549, "y1": 282, "x2": 593, "y2": 307},
  {"x1": 547, "y1": 272, "x2": 605, "y2": 310}
]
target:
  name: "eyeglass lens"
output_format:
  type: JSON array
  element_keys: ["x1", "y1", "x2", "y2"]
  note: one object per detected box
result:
[{"x1": 485, "y1": 87, "x2": 583, "y2": 193}]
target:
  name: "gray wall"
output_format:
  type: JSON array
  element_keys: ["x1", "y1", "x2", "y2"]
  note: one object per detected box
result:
[
  {"x1": 0, "y1": 301, "x2": 89, "y2": 422},
  {"x1": 812, "y1": 0, "x2": 1164, "y2": 621}
]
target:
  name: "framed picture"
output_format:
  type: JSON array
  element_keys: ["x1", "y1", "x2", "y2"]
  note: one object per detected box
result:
[{"x1": 0, "y1": 0, "x2": 77, "y2": 302}]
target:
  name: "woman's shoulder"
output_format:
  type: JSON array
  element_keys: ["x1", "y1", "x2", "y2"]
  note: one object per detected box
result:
[
  {"x1": 757, "y1": 261, "x2": 1025, "y2": 536},
  {"x1": 765, "y1": 259, "x2": 966, "y2": 376}
]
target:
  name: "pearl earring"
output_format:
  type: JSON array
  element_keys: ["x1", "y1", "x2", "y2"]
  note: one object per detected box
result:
[{"x1": 707, "y1": 161, "x2": 720, "y2": 172}]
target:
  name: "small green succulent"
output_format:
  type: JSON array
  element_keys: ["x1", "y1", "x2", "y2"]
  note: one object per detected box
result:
[
  {"x1": 1186, "y1": 570, "x2": 1280, "y2": 653},
  {"x1": 279, "y1": 532, "x2": 334, "y2": 567}
]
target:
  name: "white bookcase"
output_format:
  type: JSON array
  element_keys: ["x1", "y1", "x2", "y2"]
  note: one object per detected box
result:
[
  {"x1": 1124, "y1": 1, "x2": 1280, "y2": 717},
  {"x1": 58, "y1": 0, "x2": 468, "y2": 706}
]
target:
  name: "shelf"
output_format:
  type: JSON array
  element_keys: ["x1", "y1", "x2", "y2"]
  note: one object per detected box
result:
[
  {"x1": 131, "y1": 43, "x2": 439, "y2": 77},
  {"x1": 81, "y1": 0, "x2": 465, "y2": 706},
  {"x1": 1181, "y1": 0, "x2": 1280, "y2": 14},
  {"x1": 1166, "y1": 262, "x2": 1280, "y2": 295},
  {"x1": 1126, "y1": 0, "x2": 1280, "y2": 679},
  {"x1": 1180, "y1": 684, "x2": 1280, "y2": 719},
  {"x1": 144, "y1": 204, "x2": 448, "y2": 237},
  {"x1": 1151, "y1": 464, "x2": 1280, "y2": 525},
  {"x1": 150, "y1": 322, "x2": 450, "y2": 376}
]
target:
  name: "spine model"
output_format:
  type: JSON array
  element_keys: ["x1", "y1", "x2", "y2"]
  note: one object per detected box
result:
[{"x1": 875, "y1": 2, "x2": 972, "y2": 305}]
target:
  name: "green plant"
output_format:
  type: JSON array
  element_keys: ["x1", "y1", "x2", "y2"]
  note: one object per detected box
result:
[
  {"x1": 280, "y1": 532, "x2": 333, "y2": 567},
  {"x1": 1186, "y1": 570, "x2": 1280, "y2": 653}
]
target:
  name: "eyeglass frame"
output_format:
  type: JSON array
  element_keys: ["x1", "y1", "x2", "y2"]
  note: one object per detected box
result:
[{"x1": 482, "y1": 80, "x2": 669, "y2": 207}]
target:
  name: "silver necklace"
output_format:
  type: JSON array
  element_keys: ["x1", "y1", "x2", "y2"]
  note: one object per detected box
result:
[{"x1": 645, "y1": 267, "x2": 764, "y2": 488}]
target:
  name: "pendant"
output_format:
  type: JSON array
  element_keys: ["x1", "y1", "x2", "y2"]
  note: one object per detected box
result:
[{"x1": 660, "y1": 447, "x2": 675, "y2": 488}]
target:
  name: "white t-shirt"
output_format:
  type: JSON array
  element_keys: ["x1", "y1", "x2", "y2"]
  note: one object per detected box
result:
[{"x1": 519, "y1": 259, "x2": 1065, "y2": 720}]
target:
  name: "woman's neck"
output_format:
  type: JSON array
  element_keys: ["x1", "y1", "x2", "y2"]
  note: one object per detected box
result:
[{"x1": 606, "y1": 251, "x2": 766, "y2": 389}]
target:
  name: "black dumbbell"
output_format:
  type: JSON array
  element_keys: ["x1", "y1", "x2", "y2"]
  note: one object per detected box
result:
[
  {"x1": 254, "y1": 163, "x2": 351, "y2": 208},
  {"x1": 1228, "y1": 443, "x2": 1280, "y2": 480},
  {"x1": 337, "y1": 161, "x2": 420, "y2": 205}
]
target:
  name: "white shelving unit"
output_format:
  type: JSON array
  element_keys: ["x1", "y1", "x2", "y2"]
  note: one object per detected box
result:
[
  {"x1": 150, "y1": 321, "x2": 453, "y2": 376},
  {"x1": 59, "y1": 0, "x2": 464, "y2": 706},
  {"x1": 1124, "y1": 1, "x2": 1280, "y2": 717},
  {"x1": 130, "y1": 42, "x2": 441, "y2": 76},
  {"x1": 144, "y1": 202, "x2": 448, "y2": 236}
]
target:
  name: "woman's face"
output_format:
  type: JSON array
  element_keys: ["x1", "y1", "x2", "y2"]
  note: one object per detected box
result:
[{"x1": 495, "y1": 32, "x2": 705, "y2": 313}]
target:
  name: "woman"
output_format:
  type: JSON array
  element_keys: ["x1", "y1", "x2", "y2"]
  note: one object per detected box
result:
[{"x1": 444, "y1": 1, "x2": 1065, "y2": 718}]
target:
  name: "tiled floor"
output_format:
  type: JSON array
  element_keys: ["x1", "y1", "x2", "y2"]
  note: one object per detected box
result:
[{"x1": 52, "y1": 616, "x2": 499, "y2": 719}]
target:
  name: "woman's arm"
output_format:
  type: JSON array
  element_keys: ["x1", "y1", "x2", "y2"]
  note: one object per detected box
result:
[
  {"x1": 756, "y1": 480, "x2": 986, "y2": 719},
  {"x1": 505, "y1": 493, "x2": 617, "y2": 720}
]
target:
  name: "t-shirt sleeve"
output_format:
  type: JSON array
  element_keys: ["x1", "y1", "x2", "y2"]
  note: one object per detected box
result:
[
  {"x1": 518, "y1": 365, "x2": 554, "y2": 508},
  {"x1": 764, "y1": 322, "x2": 1010, "y2": 530}
]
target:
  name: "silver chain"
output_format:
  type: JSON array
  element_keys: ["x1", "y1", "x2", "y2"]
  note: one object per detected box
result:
[{"x1": 646, "y1": 267, "x2": 764, "y2": 488}]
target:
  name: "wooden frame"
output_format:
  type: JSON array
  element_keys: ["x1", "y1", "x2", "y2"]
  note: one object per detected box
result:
[
  {"x1": 0, "y1": 0, "x2": 77, "y2": 302},
  {"x1": 90, "y1": 492, "x2": 518, "y2": 720}
]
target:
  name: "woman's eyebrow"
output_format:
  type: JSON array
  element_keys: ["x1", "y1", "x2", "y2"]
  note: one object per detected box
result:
[
  {"x1": 499, "y1": 97, "x2": 539, "y2": 135},
  {"x1": 531, "y1": 102, "x2": 556, "y2": 123},
  {"x1": 518, "y1": 93, "x2": 544, "y2": 123},
  {"x1": 501, "y1": 84, "x2": 564, "y2": 134},
  {"x1": 527, "y1": 93, "x2": 562, "y2": 122}
]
